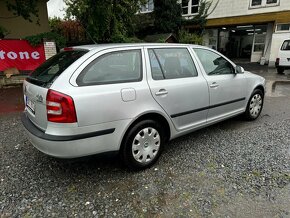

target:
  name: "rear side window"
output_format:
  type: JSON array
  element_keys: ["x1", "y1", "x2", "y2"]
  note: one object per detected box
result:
[
  {"x1": 148, "y1": 48, "x2": 198, "y2": 80},
  {"x1": 27, "y1": 50, "x2": 87, "y2": 87},
  {"x1": 77, "y1": 50, "x2": 142, "y2": 86},
  {"x1": 281, "y1": 40, "x2": 290, "y2": 50}
]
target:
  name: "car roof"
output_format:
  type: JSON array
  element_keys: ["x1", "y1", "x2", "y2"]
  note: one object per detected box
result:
[{"x1": 70, "y1": 43, "x2": 205, "y2": 51}]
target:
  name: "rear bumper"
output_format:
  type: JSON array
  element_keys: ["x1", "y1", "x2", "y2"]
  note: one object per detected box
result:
[{"x1": 21, "y1": 113, "x2": 119, "y2": 158}]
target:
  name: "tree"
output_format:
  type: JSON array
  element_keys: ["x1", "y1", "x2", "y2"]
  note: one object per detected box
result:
[
  {"x1": 0, "y1": 0, "x2": 39, "y2": 38},
  {"x1": 153, "y1": 0, "x2": 182, "y2": 33},
  {"x1": 179, "y1": 0, "x2": 219, "y2": 45},
  {"x1": 49, "y1": 17, "x2": 90, "y2": 45},
  {"x1": 182, "y1": 0, "x2": 218, "y2": 33},
  {"x1": 65, "y1": 0, "x2": 146, "y2": 43},
  {"x1": 4, "y1": 0, "x2": 39, "y2": 23}
]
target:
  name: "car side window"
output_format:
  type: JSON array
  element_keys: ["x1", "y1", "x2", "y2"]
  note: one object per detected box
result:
[
  {"x1": 77, "y1": 50, "x2": 142, "y2": 86},
  {"x1": 148, "y1": 48, "x2": 198, "y2": 80},
  {"x1": 194, "y1": 48, "x2": 235, "y2": 76},
  {"x1": 281, "y1": 40, "x2": 290, "y2": 51}
]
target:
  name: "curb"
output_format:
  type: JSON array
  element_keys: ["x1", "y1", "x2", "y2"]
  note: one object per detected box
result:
[{"x1": 272, "y1": 80, "x2": 290, "y2": 91}]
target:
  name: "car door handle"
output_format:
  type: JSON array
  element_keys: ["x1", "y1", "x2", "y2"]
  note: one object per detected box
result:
[
  {"x1": 155, "y1": 89, "x2": 168, "y2": 96},
  {"x1": 209, "y1": 82, "x2": 219, "y2": 88}
]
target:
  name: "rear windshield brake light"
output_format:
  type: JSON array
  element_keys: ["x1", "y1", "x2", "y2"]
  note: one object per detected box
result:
[{"x1": 63, "y1": 47, "x2": 73, "y2": 51}]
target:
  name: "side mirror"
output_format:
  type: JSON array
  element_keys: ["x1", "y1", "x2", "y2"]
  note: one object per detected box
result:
[
  {"x1": 235, "y1": 65, "x2": 245, "y2": 74},
  {"x1": 213, "y1": 59, "x2": 220, "y2": 65}
]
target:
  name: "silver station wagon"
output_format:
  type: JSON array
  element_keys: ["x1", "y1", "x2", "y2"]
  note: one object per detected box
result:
[{"x1": 21, "y1": 43, "x2": 265, "y2": 169}]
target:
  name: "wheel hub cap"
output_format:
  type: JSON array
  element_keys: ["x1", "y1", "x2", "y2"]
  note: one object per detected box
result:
[
  {"x1": 132, "y1": 127, "x2": 160, "y2": 164},
  {"x1": 249, "y1": 94, "x2": 262, "y2": 118}
]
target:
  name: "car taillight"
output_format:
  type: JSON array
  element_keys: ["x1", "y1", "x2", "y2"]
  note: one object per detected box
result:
[{"x1": 46, "y1": 89, "x2": 77, "y2": 123}]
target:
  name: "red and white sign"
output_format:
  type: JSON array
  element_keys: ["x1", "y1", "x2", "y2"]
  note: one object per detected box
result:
[{"x1": 0, "y1": 39, "x2": 45, "y2": 71}]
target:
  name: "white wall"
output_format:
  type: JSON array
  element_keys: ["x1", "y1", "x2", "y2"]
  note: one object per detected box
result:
[
  {"x1": 264, "y1": 23, "x2": 274, "y2": 63},
  {"x1": 269, "y1": 32, "x2": 290, "y2": 66},
  {"x1": 208, "y1": 0, "x2": 290, "y2": 19}
]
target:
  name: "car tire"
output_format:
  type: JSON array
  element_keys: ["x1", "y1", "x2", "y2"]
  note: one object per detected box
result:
[
  {"x1": 277, "y1": 67, "x2": 284, "y2": 74},
  {"x1": 121, "y1": 119, "x2": 165, "y2": 170},
  {"x1": 244, "y1": 89, "x2": 264, "y2": 121}
]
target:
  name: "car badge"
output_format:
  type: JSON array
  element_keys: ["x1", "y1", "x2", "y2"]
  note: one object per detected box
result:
[{"x1": 36, "y1": 94, "x2": 43, "y2": 103}]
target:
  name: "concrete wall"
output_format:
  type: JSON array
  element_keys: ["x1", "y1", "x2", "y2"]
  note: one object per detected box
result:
[
  {"x1": 208, "y1": 0, "x2": 290, "y2": 19},
  {"x1": 0, "y1": 0, "x2": 49, "y2": 39}
]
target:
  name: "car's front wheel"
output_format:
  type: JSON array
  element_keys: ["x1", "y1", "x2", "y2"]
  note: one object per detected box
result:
[
  {"x1": 121, "y1": 120, "x2": 165, "y2": 170},
  {"x1": 244, "y1": 89, "x2": 264, "y2": 120}
]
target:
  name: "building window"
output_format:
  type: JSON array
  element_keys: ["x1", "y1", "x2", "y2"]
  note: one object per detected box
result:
[
  {"x1": 181, "y1": 0, "x2": 189, "y2": 15},
  {"x1": 251, "y1": 0, "x2": 262, "y2": 6},
  {"x1": 250, "y1": 0, "x2": 279, "y2": 8},
  {"x1": 182, "y1": 0, "x2": 199, "y2": 15},
  {"x1": 276, "y1": 23, "x2": 290, "y2": 32},
  {"x1": 140, "y1": 0, "x2": 154, "y2": 13},
  {"x1": 266, "y1": 0, "x2": 278, "y2": 4}
]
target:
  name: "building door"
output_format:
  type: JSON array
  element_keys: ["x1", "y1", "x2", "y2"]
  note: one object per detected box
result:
[{"x1": 251, "y1": 25, "x2": 267, "y2": 62}]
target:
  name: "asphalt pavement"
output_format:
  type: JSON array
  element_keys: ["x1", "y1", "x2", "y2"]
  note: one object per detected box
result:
[{"x1": 1, "y1": 65, "x2": 290, "y2": 217}]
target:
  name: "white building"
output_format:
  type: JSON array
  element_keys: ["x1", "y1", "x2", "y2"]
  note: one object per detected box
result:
[
  {"x1": 199, "y1": 0, "x2": 290, "y2": 66},
  {"x1": 140, "y1": 0, "x2": 290, "y2": 66}
]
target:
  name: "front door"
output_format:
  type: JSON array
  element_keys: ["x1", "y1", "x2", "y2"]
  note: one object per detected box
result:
[
  {"x1": 193, "y1": 48, "x2": 247, "y2": 123},
  {"x1": 145, "y1": 47, "x2": 209, "y2": 131}
]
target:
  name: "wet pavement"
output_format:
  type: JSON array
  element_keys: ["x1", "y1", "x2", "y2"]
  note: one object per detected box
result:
[
  {"x1": 0, "y1": 86, "x2": 24, "y2": 114},
  {"x1": 0, "y1": 64, "x2": 290, "y2": 217}
]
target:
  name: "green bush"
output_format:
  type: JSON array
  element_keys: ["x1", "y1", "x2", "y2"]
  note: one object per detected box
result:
[
  {"x1": 179, "y1": 29, "x2": 203, "y2": 45},
  {"x1": 0, "y1": 26, "x2": 9, "y2": 39},
  {"x1": 24, "y1": 32, "x2": 66, "y2": 49}
]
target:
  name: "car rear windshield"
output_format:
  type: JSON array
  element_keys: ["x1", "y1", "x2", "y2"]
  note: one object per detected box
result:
[
  {"x1": 27, "y1": 50, "x2": 87, "y2": 87},
  {"x1": 281, "y1": 40, "x2": 290, "y2": 51}
]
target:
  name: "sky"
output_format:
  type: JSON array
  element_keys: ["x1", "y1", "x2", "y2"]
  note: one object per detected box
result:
[{"x1": 47, "y1": 0, "x2": 67, "y2": 18}]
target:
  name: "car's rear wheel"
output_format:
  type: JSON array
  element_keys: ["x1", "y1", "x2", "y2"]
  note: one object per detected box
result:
[
  {"x1": 277, "y1": 67, "x2": 285, "y2": 74},
  {"x1": 121, "y1": 119, "x2": 165, "y2": 170},
  {"x1": 244, "y1": 89, "x2": 264, "y2": 120}
]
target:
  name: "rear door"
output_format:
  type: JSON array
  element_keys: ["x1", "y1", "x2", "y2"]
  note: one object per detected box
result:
[
  {"x1": 193, "y1": 48, "x2": 247, "y2": 123},
  {"x1": 23, "y1": 50, "x2": 87, "y2": 130},
  {"x1": 280, "y1": 40, "x2": 290, "y2": 66},
  {"x1": 145, "y1": 46, "x2": 209, "y2": 131}
]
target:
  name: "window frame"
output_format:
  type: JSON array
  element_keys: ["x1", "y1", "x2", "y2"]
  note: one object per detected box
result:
[
  {"x1": 181, "y1": 0, "x2": 200, "y2": 16},
  {"x1": 281, "y1": 40, "x2": 290, "y2": 51},
  {"x1": 276, "y1": 23, "x2": 290, "y2": 33},
  {"x1": 147, "y1": 47, "x2": 199, "y2": 81},
  {"x1": 139, "y1": 0, "x2": 154, "y2": 13},
  {"x1": 192, "y1": 48, "x2": 236, "y2": 76},
  {"x1": 76, "y1": 49, "x2": 143, "y2": 86},
  {"x1": 249, "y1": 0, "x2": 279, "y2": 9}
]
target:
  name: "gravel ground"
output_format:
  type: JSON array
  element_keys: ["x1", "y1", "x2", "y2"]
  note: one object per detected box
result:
[{"x1": 1, "y1": 95, "x2": 290, "y2": 217}]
